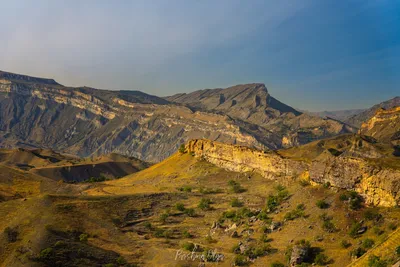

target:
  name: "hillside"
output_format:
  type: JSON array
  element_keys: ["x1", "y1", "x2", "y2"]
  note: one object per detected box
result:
[
  {"x1": 346, "y1": 97, "x2": 400, "y2": 128},
  {"x1": 1, "y1": 140, "x2": 399, "y2": 267},
  {"x1": 0, "y1": 148, "x2": 149, "y2": 182},
  {"x1": 0, "y1": 71, "x2": 355, "y2": 162}
]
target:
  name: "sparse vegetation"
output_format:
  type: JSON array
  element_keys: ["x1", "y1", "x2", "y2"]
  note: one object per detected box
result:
[
  {"x1": 175, "y1": 202, "x2": 185, "y2": 211},
  {"x1": 368, "y1": 255, "x2": 388, "y2": 267},
  {"x1": 349, "y1": 222, "x2": 364, "y2": 238},
  {"x1": 179, "y1": 144, "x2": 186, "y2": 153},
  {"x1": 230, "y1": 197, "x2": 243, "y2": 207},
  {"x1": 228, "y1": 180, "x2": 246, "y2": 193},
  {"x1": 79, "y1": 233, "x2": 88, "y2": 242},
  {"x1": 314, "y1": 253, "x2": 329, "y2": 265},
  {"x1": 341, "y1": 240, "x2": 352, "y2": 248},
  {"x1": 177, "y1": 185, "x2": 192, "y2": 192},
  {"x1": 198, "y1": 198, "x2": 212, "y2": 210},
  {"x1": 284, "y1": 203, "x2": 306, "y2": 221},
  {"x1": 340, "y1": 191, "x2": 363, "y2": 210},
  {"x1": 316, "y1": 199, "x2": 329, "y2": 209},
  {"x1": 4, "y1": 227, "x2": 18, "y2": 243}
]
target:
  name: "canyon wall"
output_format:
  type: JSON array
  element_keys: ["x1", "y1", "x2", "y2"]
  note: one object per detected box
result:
[{"x1": 186, "y1": 139, "x2": 400, "y2": 207}]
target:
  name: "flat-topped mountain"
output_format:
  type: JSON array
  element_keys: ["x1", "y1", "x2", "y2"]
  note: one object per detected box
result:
[{"x1": 0, "y1": 70, "x2": 355, "y2": 161}]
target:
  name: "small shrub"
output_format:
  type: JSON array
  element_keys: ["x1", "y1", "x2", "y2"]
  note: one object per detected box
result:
[
  {"x1": 234, "y1": 255, "x2": 248, "y2": 266},
  {"x1": 54, "y1": 241, "x2": 65, "y2": 247},
  {"x1": 388, "y1": 223, "x2": 397, "y2": 231},
  {"x1": 316, "y1": 200, "x2": 329, "y2": 209},
  {"x1": 270, "y1": 262, "x2": 285, "y2": 267},
  {"x1": 228, "y1": 180, "x2": 246, "y2": 193},
  {"x1": 198, "y1": 198, "x2": 212, "y2": 210},
  {"x1": 339, "y1": 193, "x2": 349, "y2": 201},
  {"x1": 116, "y1": 256, "x2": 126, "y2": 265},
  {"x1": 182, "y1": 230, "x2": 193, "y2": 238},
  {"x1": 323, "y1": 182, "x2": 331, "y2": 188},
  {"x1": 184, "y1": 208, "x2": 196, "y2": 217},
  {"x1": 199, "y1": 187, "x2": 222, "y2": 194},
  {"x1": 349, "y1": 222, "x2": 363, "y2": 238},
  {"x1": 314, "y1": 253, "x2": 329, "y2": 265},
  {"x1": 4, "y1": 227, "x2": 18, "y2": 243},
  {"x1": 322, "y1": 220, "x2": 336, "y2": 233},
  {"x1": 154, "y1": 228, "x2": 165, "y2": 238},
  {"x1": 364, "y1": 209, "x2": 383, "y2": 222},
  {"x1": 368, "y1": 255, "x2": 388, "y2": 267},
  {"x1": 39, "y1": 248, "x2": 53, "y2": 260},
  {"x1": 79, "y1": 233, "x2": 88, "y2": 242},
  {"x1": 373, "y1": 227, "x2": 384, "y2": 236},
  {"x1": 350, "y1": 247, "x2": 366, "y2": 258},
  {"x1": 144, "y1": 222, "x2": 153, "y2": 230},
  {"x1": 181, "y1": 242, "x2": 196, "y2": 251},
  {"x1": 230, "y1": 198, "x2": 243, "y2": 207},
  {"x1": 179, "y1": 144, "x2": 186, "y2": 153},
  {"x1": 341, "y1": 240, "x2": 352, "y2": 248},
  {"x1": 159, "y1": 212, "x2": 169, "y2": 223},
  {"x1": 175, "y1": 203, "x2": 185, "y2": 212},
  {"x1": 299, "y1": 179, "x2": 310, "y2": 187},
  {"x1": 362, "y1": 238, "x2": 375, "y2": 249},
  {"x1": 178, "y1": 185, "x2": 192, "y2": 192},
  {"x1": 284, "y1": 204, "x2": 306, "y2": 221}
]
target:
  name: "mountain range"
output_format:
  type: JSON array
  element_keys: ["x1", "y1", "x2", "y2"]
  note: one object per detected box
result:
[{"x1": 0, "y1": 70, "x2": 374, "y2": 162}]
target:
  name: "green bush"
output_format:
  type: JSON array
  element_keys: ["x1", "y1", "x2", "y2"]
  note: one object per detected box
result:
[
  {"x1": 179, "y1": 144, "x2": 186, "y2": 153},
  {"x1": 38, "y1": 248, "x2": 53, "y2": 260},
  {"x1": 178, "y1": 185, "x2": 192, "y2": 192},
  {"x1": 159, "y1": 212, "x2": 169, "y2": 223},
  {"x1": 349, "y1": 222, "x2": 363, "y2": 238},
  {"x1": 199, "y1": 187, "x2": 222, "y2": 194},
  {"x1": 314, "y1": 253, "x2": 329, "y2": 265},
  {"x1": 175, "y1": 203, "x2": 185, "y2": 212},
  {"x1": 4, "y1": 227, "x2": 18, "y2": 243},
  {"x1": 228, "y1": 180, "x2": 246, "y2": 193},
  {"x1": 362, "y1": 238, "x2": 375, "y2": 249},
  {"x1": 182, "y1": 230, "x2": 193, "y2": 238},
  {"x1": 316, "y1": 200, "x2": 329, "y2": 209},
  {"x1": 322, "y1": 220, "x2": 336, "y2": 233},
  {"x1": 368, "y1": 255, "x2": 388, "y2": 267},
  {"x1": 198, "y1": 198, "x2": 212, "y2": 210},
  {"x1": 116, "y1": 256, "x2": 126, "y2": 265},
  {"x1": 270, "y1": 262, "x2": 285, "y2": 267},
  {"x1": 144, "y1": 222, "x2": 153, "y2": 230},
  {"x1": 234, "y1": 255, "x2": 248, "y2": 266},
  {"x1": 364, "y1": 209, "x2": 383, "y2": 222},
  {"x1": 396, "y1": 246, "x2": 400, "y2": 255},
  {"x1": 79, "y1": 233, "x2": 88, "y2": 242},
  {"x1": 182, "y1": 242, "x2": 196, "y2": 251},
  {"x1": 284, "y1": 205, "x2": 305, "y2": 221},
  {"x1": 350, "y1": 247, "x2": 366, "y2": 258},
  {"x1": 341, "y1": 240, "x2": 352, "y2": 248},
  {"x1": 230, "y1": 198, "x2": 243, "y2": 207},
  {"x1": 184, "y1": 208, "x2": 196, "y2": 217}
]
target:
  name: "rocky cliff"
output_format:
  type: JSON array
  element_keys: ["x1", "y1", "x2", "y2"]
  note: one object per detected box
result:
[
  {"x1": 0, "y1": 70, "x2": 355, "y2": 162},
  {"x1": 360, "y1": 106, "x2": 400, "y2": 146},
  {"x1": 186, "y1": 138, "x2": 400, "y2": 207}
]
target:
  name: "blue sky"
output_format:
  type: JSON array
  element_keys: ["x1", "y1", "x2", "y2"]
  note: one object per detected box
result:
[{"x1": 1, "y1": 0, "x2": 399, "y2": 111}]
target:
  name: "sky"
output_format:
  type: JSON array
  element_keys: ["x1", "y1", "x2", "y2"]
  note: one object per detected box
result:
[{"x1": 1, "y1": 0, "x2": 399, "y2": 111}]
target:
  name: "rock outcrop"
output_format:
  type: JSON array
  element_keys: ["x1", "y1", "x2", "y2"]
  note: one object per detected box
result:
[
  {"x1": 360, "y1": 106, "x2": 400, "y2": 146},
  {"x1": 186, "y1": 139, "x2": 400, "y2": 207}
]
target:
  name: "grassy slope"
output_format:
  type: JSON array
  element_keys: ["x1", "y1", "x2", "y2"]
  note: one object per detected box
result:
[{"x1": 1, "y1": 152, "x2": 399, "y2": 266}]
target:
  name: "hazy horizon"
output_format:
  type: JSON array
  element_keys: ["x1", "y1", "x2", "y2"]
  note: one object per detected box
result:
[{"x1": 1, "y1": 0, "x2": 399, "y2": 111}]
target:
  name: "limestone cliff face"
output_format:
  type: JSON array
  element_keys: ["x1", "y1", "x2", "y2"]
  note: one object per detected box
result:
[
  {"x1": 186, "y1": 139, "x2": 308, "y2": 179},
  {"x1": 186, "y1": 139, "x2": 400, "y2": 207},
  {"x1": 310, "y1": 152, "x2": 400, "y2": 206},
  {"x1": 360, "y1": 106, "x2": 400, "y2": 146}
]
